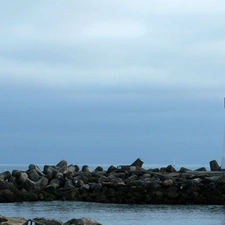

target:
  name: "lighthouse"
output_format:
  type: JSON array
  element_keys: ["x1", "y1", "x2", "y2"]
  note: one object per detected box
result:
[{"x1": 221, "y1": 98, "x2": 225, "y2": 171}]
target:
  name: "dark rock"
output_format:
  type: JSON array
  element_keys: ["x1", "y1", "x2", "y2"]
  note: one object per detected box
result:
[
  {"x1": 56, "y1": 160, "x2": 68, "y2": 168},
  {"x1": 43, "y1": 166, "x2": 59, "y2": 178},
  {"x1": 150, "y1": 168, "x2": 160, "y2": 172},
  {"x1": 179, "y1": 167, "x2": 191, "y2": 173},
  {"x1": 107, "y1": 165, "x2": 117, "y2": 173},
  {"x1": 56, "y1": 187, "x2": 80, "y2": 200},
  {"x1": 195, "y1": 167, "x2": 207, "y2": 171},
  {"x1": 160, "y1": 167, "x2": 167, "y2": 172},
  {"x1": 131, "y1": 158, "x2": 144, "y2": 168},
  {"x1": 163, "y1": 178, "x2": 174, "y2": 187},
  {"x1": 0, "y1": 215, "x2": 26, "y2": 225},
  {"x1": 210, "y1": 160, "x2": 220, "y2": 171},
  {"x1": 64, "y1": 217, "x2": 102, "y2": 225},
  {"x1": 73, "y1": 178, "x2": 84, "y2": 187},
  {"x1": 94, "y1": 166, "x2": 104, "y2": 172},
  {"x1": 30, "y1": 217, "x2": 63, "y2": 225},
  {"x1": 45, "y1": 179, "x2": 60, "y2": 190},
  {"x1": 19, "y1": 190, "x2": 38, "y2": 201},
  {"x1": 74, "y1": 165, "x2": 80, "y2": 172},
  {"x1": 0, "y1": 171, "x2": 11, "y2": 181},
  {"x1": 166, "y1": 186, "x2": 179, "y2": 198},
  {"x1": 80, "y1": 184, "x2": 90, "y2": 191},
  {"x1": 82, "y1": 165, "x2": 91, "y2": 173},
  {"x1": 64, "y1": 180, "x2": 74, "y2": 188},
  {"x1": 28, "y1": 164, "x2": 44, "y2": 176},
  {"x1": 67, "y1": 165, "x2": 77, "y2": 176},
  {"x1": 166, "y1": 165, "x2": 176, "y2": 172},
  {"x1": 27, "y1": 169, "x2": 41, "y2": 181}
]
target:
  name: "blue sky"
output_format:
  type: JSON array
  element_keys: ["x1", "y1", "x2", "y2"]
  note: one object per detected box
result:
[{"x1": 0, "y1": 0, "x2": 225, "y2": 165}]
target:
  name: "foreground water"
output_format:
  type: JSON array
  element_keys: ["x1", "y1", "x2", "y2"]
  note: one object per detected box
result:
[
  {"x1": 1, "y1": 164, "x2": 224, "y2": 225},
  {"x1": 0, "y1": 201, "x2": 225, "y2": 225}
]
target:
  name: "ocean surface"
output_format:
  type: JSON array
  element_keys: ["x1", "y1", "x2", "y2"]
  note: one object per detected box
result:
[{"x1": 1, "y1": 164, "x2": 225, "y2": 225}]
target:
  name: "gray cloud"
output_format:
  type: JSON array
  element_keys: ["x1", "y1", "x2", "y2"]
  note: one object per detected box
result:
[{"x1": 0, "y1": 1, "x2": 224, "y2": 164}]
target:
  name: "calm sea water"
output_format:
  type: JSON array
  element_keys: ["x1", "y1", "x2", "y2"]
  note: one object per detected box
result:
[{"x1": 1, "y1": 164, "x2": 224, "y2": 225}]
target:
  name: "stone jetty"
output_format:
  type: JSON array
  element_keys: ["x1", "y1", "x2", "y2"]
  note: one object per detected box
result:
[
  {"x1": 0, "y1": 215, "x2": 102, "y2": 225},
  {"x1": 1, "y1": 159, "x2": 225, "y2": 204}
]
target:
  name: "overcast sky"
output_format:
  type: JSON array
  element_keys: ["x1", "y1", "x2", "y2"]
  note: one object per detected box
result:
[{"x1": 0, "y1": 0, "x2": 225, "y2": 166}]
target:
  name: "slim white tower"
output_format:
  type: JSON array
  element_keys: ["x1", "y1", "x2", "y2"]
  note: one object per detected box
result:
[{"x1": 221, "y1": 98, "x2": 225, "y2": 171}]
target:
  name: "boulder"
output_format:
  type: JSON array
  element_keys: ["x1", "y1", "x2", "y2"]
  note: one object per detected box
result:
[
  {"x1": 64, "y1": 217, "x2": 102, "y2": 225},
  {"x1": 56, "y1": 160, "x2": 68, "y2": 168},
  {"x1": 94, "y1": 166, "x2": 104, "y2": 172},
  {"x1": 0, "y1": 215, "x2": 26, "y2": 225},
  {"x1": 73, "y1": 178, "x2": 84, "y2": 187},
  {"x1": 0, "y1": 171, "x2": 11, "y2": 181},
  {"x1": 28, "y1": 164, "x2": 44, "y2": 176},
  {"x1": 166, "y1": 165, "x2": 176, "y2": 172},
  {"x1": 131, "y1": 158, "x2": 144, "y2": 168},
  {"x1": 43, "y1": 166, "x2": 59, "y2": 178},
  {"x1": 107, "y1": 165, "x2": 117, "y2": 173},
  {"x1": 210, "y1": 160, "x2": 220, "y2": 171},
  {"x1": 195, "y1": 167, "x2": 207, "y2": 171},
  {"x1": 179, "y1": 167, "x2": 191, "y2": 173},
  {"x1": 29, "y1": 217, "x2": 63, "y2": 225},
  {"x1": 27, "y1": 169, "x2": 41, "y2": 181},
  {"x1": 82, "y1": 165, "x2": 91, "y2": 173},
  {"x1": 45, "y1": 178, "x2": 60, "y2": 190},
  {"x1": 163, "y1": 178, "x2": 174, "y2": 187}
]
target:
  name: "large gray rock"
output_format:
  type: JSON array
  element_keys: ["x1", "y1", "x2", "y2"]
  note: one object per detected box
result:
[
  {"x1": 0, "y1": 171, "x2": 11, "y2": 181},
  {"x1": 82, "y1": 165, "x2": 91, "y2": 173},
  {"x1": 64, "y1": 217, "x2": 102, "y2": 225},
  {"x1": 29, "y1": 217, "x2": 63, "y2": 225},
  {"x1": 210, "y1": 160, "x2": 220, "y2": 171},
  {"x1": 131, "y1": 158, "x2": 144, "y2": 167},
  {"x1": 0, "y1": 215, "x2": 26, "y2": 225},
  {"x1": 56, "y1": 160, "x2": 68, "y2": 168}
]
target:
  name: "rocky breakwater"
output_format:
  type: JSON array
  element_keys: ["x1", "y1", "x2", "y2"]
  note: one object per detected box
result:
[
  {"x1": 0, "y1": 215, "x2": 102, "y2": 225},
  {"x1": 1, "y1": 159, "x2": 225, "y2": 204}
]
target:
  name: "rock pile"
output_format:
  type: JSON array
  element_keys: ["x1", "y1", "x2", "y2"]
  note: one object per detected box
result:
[
  {"x1": 0, "y1": 215, "x2": 101, "y2": 225},
  {"x1": 1, "y1": 159, "x2": 225, "y2": 204}
]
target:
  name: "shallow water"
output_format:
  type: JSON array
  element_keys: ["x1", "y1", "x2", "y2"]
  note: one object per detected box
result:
[{"x1": 0, "y1": 201, "x2": 225, "y2": 225}]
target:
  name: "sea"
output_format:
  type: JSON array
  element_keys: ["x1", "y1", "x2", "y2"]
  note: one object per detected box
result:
[{"x1": 1, "y1": 163, "x2": 225, "y2": 225}]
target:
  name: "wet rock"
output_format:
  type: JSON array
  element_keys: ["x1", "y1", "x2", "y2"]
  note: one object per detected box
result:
[
  {"x1": 179, "y1": 167, "x2": 191, "y2": 173},
  {"x1": 166, "y1": 186, "x2": 179, "y2": 198},
  {"x1": 56, "y1": 160, "x2": 68, "y2": 168},
  {"x1": 195, "y1": 167, "x2": 207, "y2": 171},
  {"x1": 28, "y1": 164, "x2": 44, "y2": 176},
  {"x1": 0, "y1": 215, "x2": 26, "y2": 225},
  {"x1": 45, "y1": 178, "x2": 60, "y2": 190},
  {"x1": 29, "y1": 217, "x2": 63, "y2": 225},
  {"x1": 43, "y1": 166, "x2": 59, "y2": 178},
  {"x1": 94, "y1": 166, "x2": 104, "y2": 172},
  {"x1": 163, "y1": 178, "x2": 174, "y2": 187},
  {"x1": 210, "y1": 160, "x2": 220, "y2": 171},
  {"x1": 82, "y1": 165, "x2": 91, "y2": 173},
  {"x1": 131, "y1": 158, "x2": 144, "y2": 168},
  {"x1": 166, "y1": 165, "x2": 176, "y2": 172},
  {"x1": 73, "y1": 178, "x2": 84, "y2": 187},
  {"x1": 0, "y1": 171, "x2": 11, "y2": 181},
  {"x1": 107, "y1": 165, "x2": 117, "y2": 173},
  {"x1": 64, "y1": 217, "x2": 102, "y2": 225},
  {"x1": 27, "y1": 169, "x2": 41, "y2": 181}
]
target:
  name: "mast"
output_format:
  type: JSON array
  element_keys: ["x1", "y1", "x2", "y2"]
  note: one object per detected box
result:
[{"x1": 221, "y1": 98, "x2": 225, "y2": 171}]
